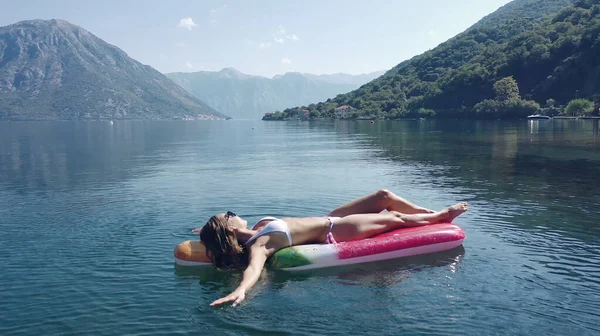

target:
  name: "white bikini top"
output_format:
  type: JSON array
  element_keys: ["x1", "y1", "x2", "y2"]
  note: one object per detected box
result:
[{"x1": 244, "y1": 216, "x2": 293, "y2": 247}]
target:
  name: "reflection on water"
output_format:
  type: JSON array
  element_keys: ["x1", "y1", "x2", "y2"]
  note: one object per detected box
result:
[
  {"x1": 1, "y1": 119, "x2": 599, "y2": 336},
  {"x1": 0, "y1": 121, "x2": 220, "y2": 194},
  {"x1": 332, "y1": 119, "x2": 600, "y2": 240}
]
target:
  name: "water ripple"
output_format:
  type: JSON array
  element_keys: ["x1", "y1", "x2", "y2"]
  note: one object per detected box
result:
[{"x1": 2, "y1": 120, "x2": 600, "y2": 335}]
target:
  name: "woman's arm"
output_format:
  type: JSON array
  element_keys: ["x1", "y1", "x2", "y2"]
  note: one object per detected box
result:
[{"x1": 209, "y1": 243, "x2": 269, "y2": 307}]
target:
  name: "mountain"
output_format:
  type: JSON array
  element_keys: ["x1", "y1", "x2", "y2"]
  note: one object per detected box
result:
[
  {"x1": 301, "y1": 72, "x2": 386, "y2": 86},
  {"x1": 166, "y1": 68, "x2": 384, "y2": 120},
  {"x1": 470, "y1": 0, "x2": 578, "y2": 29},
  {"x1": 279, "y1": 0, "x2": 599, "y2": 120},
  {"x1": 0, "y1": 19, "x2": 226, "y2": 120}
]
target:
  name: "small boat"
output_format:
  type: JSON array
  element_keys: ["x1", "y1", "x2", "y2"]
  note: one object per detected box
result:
[{"x1": 527, "y1": 114, "x2": 551, "y2": 120}]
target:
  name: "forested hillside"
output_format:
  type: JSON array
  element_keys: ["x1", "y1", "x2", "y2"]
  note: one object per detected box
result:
[{"x1": 273, "y1": 0, "x2": 600, "y2": 120}]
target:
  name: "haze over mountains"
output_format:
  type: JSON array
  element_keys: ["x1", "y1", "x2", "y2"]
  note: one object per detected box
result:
[
  {"x1": 166, "y1": 68, "x2": 385, "y2": 120},
  {"x1": 0, "y1": 19, "x2": 225, "y2": 120}
]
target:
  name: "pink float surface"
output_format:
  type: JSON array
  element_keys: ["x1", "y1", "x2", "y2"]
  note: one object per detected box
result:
[
  {"x1": 264, "y1": 223, "x2": 466, "y2": 271},
  {"x1": 337, "y1": 223, "x2": 465, "y2": 259}
]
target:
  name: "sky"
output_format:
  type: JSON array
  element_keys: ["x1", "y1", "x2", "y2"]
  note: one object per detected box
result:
[{"x1": 0, "y1": 0, "x2": 513, "y2": 78}]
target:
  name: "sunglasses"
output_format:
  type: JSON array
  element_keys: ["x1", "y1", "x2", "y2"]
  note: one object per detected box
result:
[{"x1": 225, "y1": 211, "x2": 237, "y2": 220}]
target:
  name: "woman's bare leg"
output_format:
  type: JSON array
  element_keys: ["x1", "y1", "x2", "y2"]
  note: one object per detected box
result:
[
  {"x1": 330, "y1": 202, "x2": 468, "y2": 242},
  {"x1": 326, "y1": 189, "x2": 434, "y2": 217}
]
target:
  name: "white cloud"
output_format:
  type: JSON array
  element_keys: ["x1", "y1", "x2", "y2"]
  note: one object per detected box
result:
[
  {"x1": 269, "y1": 26, "x2": 299, "y2": 45},
  {"x1": 428, "y1": 29, "x2": 437, "y2": 37},
  {"x1": 281, "y1": 58, "x2": 291, "y2": 64},
  {"x1": 258, "y1": 26, "x2": 298, "y2": 49},
  {"x1": 185, "y1": 61, "x2": 193, "y2": 69},
  {"x1": 210, "y1": 4, "x2": 227, "y2": 15},
  {"x1": 177, "y1": 17, "x2": 198, "y2": 31},
  {"x1": 174, "y1": 42, "x2": 186, "y2": 48}
]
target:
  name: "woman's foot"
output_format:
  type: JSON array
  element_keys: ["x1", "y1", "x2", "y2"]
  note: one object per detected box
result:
[{"x1": 439, "y1": 202, "x2": 468, "y2": 223}]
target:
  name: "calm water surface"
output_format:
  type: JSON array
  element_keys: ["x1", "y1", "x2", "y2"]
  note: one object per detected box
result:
[{"x1": 1, "y1": 119, "x2": 599, "y2": 335}]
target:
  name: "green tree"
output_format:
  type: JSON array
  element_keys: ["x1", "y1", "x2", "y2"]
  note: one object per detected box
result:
[
  {"x1": 417, "y1": 108, "x2": 436, "y2": 117},
  {"x1": 565, "y1": 99, "x2": 594, "y2": 116},
  {"x1": 506, "y1": 99, "x2": 541, "y2": 118},
  {"x1": 541, "y1": 98, "x2": 560, "y2": 116},
  {"x1": 474, "y1": 99, "x2": 500, "y2": 117},
  {"x1": 494, "y1": 76, "x2": 521, "y2": 102}
]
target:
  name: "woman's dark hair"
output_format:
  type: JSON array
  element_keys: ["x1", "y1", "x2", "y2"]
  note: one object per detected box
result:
[{"x1": 199, "y1": 215, "x2": 249, "y2": 269}]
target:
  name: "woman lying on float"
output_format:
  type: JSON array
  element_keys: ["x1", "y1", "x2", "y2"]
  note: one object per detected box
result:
[{"x1": 192, "y1": 189, "x2": 468, "y2": 308}]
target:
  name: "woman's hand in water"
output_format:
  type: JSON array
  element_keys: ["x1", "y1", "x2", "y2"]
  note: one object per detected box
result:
[
  {"x1": 210, "y1": 240, "x2": 268, "y2": 308},
  {"x1": 210, "y1": 288, "x2": 246, "y2": 307},
  {"x1": 191, "y1": 228, "x2": 202, "y2": 234}
]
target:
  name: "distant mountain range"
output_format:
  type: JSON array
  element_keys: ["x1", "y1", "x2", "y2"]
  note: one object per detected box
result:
[
  {"x1": 0, "y1": 19, "x2": 226, "y2": 120},
  {"x1": 166, "y1": 68, "x2": 385, "y2": 119}
]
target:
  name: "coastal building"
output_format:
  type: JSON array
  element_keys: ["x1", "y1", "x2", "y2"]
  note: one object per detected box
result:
[
  {"x1": 334, "y1": 105, "x2": 355, "y2": 118},
  {"x1": 299, "y1": 109, "x2": 310, "y2": 120}
]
